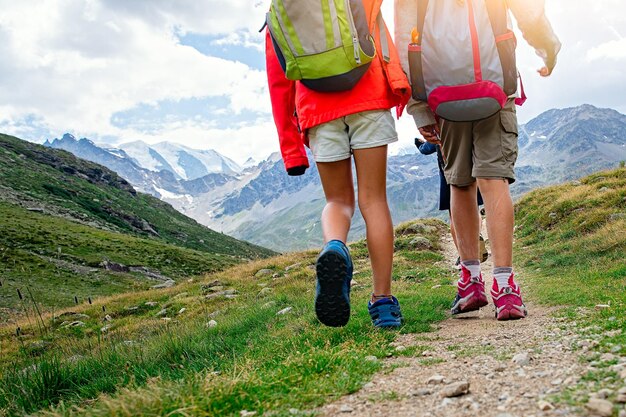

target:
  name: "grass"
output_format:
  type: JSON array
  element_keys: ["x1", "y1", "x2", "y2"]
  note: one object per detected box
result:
[
  {"x1": 0, "y1": 218, "x2": 456, "y2": 416},
  {"x1": 514, "y1": 167, "x2": 626, "y2": 408},
  {"x1": 515, "y1": 168, "x2": 625, "y2": 332},
  {"x1": 0, "y1": 202, "x2": 258, "y2": 315}
]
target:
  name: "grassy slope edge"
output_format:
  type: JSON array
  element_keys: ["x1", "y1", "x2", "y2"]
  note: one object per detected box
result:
[
  {"x1": 514, "y1": 167, "x2": 626, "y2": 409},
  {"x1": 0, "y1": 219, "x2": 455, "y2": 416}
]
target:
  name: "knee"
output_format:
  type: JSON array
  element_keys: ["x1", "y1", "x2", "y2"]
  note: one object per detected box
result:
[
  {"x1": 477, "y1": 178, "x2": 508, "y2": 191},
  {"x1": 451, "y1": 183, "x2": 476, "y2": 193},
  {"x1": 326, "y1": 196, "x2": 356, "y2": 216},
  {"x1": 357, "y1": 194, "x2": 388, "y2": 215}
]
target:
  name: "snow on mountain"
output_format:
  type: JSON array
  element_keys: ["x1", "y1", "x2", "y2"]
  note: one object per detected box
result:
[
  {"x1": 118, "y1": 141, "x2": 242, "y2": 180},
  {"x1": 266, "y1": 152, "x2": 282, "y2": 163},
  {"x1": 116, "y1": 141, "x2": 175, "y2": 174},
  {"x1": 44, "y1": 134, "x2": 244, "y2": 196},
  {"x1": 152, "y1": 142, "x2": 241, "y2": 179},
  {"x1": 389, "y1": 143, "x2": 418, "y2": 156},
  {"x1": 153, "y1": 186, "x2": 193, "y2": 204}
]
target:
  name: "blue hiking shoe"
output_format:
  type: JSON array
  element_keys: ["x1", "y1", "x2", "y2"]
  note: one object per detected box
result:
[
  {"x1": 368, "y1": 296, "x2": 403, "y2": 328},
  {"x1": 315, "y1": 240, "x2": 353, "y2": 327}
]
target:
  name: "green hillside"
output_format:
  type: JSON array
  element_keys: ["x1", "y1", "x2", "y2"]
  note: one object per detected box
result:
[
  {"x1": 515, "y1": 166, "x2": 625, "y2": 326},
  {"x1": 0, "y1": 133, "x2": 274, "y2": 317}
]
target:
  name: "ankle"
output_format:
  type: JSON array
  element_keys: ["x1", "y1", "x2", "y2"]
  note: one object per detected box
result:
[
  {"x1": 460, "y1": 259, "x2": 481, "y2": 278},
  {"x1": 371, "y1": 293, "x2": 393, "y2": 303},
  {"x1": 493, "y1": 267, "x2": 513, "y2": 288}
]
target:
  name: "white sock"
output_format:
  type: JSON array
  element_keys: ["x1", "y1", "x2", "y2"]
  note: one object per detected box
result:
[
  {"x1": 461, "y1": 260, "x2": 481, "y2": 279},
  {"x1": 493, "y1": 267, "x2": 513, "y2": 288}
]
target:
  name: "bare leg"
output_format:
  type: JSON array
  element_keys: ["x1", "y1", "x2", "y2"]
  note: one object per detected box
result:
[
  {"x1": 316, "y1": 158, "x2": 355, "y2": 244},
  {"x1": 450, "y1": 207, "x2": 481, "y2": 253},
  {"x1": 448, "y1": 210, "x2": 458, "y2": 251},
  {"x1": 450, "y1": 183, "x2": 480, "y2": 261},
  {"x1": 353, "y1": 146, "x2": 393, "y2": 297},
  {"x1": 477, "y1": 178, "x2": 513, "y2": 267}
]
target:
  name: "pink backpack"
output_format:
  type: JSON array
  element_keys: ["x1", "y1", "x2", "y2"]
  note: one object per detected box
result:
[{"x1": 409, "y1": 0, "x2": 525, "y2": 121}]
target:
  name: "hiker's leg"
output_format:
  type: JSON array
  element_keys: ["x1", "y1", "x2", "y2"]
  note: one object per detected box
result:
[
  {"x1": 316, "y1": 158, "x2": 355, "y2": 243},
  {"x1": 450, "y1": 183, "x2": 480, "y2": 261},
  {"x1": 353, "y1": 145, "x2": 393, "y2": 296},
  {"x1": 449, "y1": 210, "x2": 458, "y2": 251},
  {"x1": 471, "y1": 100, "x2": 518, "y2": 268},
  {"x1": 449, "y1": 208, "x2": 481, "y2": 255},
  {"x1": 476, "y1": 178, "x2": 513, "y2": 267},
  {"x1": 440, "y1": 116, "x2": 479, "y2": 262}
]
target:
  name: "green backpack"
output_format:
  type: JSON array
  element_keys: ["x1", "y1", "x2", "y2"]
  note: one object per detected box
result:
[{"x1": 267, "y1": 0, "x2": 388, "y2": 92}]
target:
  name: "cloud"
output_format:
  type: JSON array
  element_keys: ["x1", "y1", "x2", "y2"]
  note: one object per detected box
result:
[
  {"x1": 0, "y1": 0, "x2": 276, "y2": 160},
  {"x1": 587, "y1": 38, "x2": 626, "y2": 61},
  {"x1": 212, "y1": 32, "x2": 265, "y2": 52},
  {"x1": 0, "y1": 0, "x2": 625, "y2": 167},
  {"x1": 102, "y1": 0, "x2": 266, "y2": 36}
]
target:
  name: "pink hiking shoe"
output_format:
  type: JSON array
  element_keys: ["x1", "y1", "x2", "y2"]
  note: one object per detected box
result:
[
  {"x1": 491, "y1": 273, "x2": 528, "y2": 321},
  {"x1": 450, "y1": 265, "x2": 489, "y2": 315}
]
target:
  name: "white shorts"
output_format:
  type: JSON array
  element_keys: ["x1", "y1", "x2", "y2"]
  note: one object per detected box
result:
[{"x1": 307, "y1": 110, "x2": 398, "y2": 163}]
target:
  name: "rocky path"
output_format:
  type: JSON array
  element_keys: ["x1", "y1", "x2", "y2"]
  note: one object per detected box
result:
[{"x1": 319, "y1": 234, "x2": 609, "y2": 417}]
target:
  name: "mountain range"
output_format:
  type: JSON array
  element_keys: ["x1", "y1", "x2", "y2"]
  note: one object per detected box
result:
[{"x1": 44, "y1": 104, "x2": 626, "y2": 251}]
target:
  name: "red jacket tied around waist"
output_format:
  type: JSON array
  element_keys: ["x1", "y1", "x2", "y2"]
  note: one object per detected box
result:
[{"x1": 265, "y1": 0, "x2": 411, "y2": 175}]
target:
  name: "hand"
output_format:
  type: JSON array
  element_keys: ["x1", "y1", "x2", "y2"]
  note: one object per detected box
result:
[
  {"x1": 536, "y1": 41, "x2": 561, "y2": 77},
  {"x1": 418, "y1": 124, "x2": 441, "y2": 144}
]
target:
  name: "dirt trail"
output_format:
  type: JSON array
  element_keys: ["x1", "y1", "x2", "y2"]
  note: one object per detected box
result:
[{"x1": 319, "y1": 234, "x2": 587, "y2": 417}]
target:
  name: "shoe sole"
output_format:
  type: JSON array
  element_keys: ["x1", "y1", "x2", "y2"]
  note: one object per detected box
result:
[
  {"x1": 315, "y1": 251, "x2": 350, "y2": 327},
  {"x1": 375, "y1": 321, "x2": 402, "y2": 329},
  {"x1": 451, "y1": 293, "x2": 489, "y2": 315},
  {"x1": 496, "y1": 305, "x2": 528, "y2": 321}
]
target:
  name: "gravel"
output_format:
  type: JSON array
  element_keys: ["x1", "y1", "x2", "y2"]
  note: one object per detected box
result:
[{"x1": 317, "y1": 234, "x2": 609, "y2": 417}]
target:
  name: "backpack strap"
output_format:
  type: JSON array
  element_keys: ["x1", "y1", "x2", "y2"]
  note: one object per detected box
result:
[
  {"x1": 515, "y1": 72, "x2": 527, "y2": 106},
  {"x1": 377, "y1": 13, "x2": 390, "y2": 63},
  {"x1": 485, "y1": 0, "x2": 518, "y2": 96},
  {"x1": 485, "y1": 0, "x2": 508, "y2": 37},
  {"x1": 416, "y1": 0, "x2": 430, "y2": 45},
  {"x1": 409, "y1": 0, "x2": 429, "y2": 101}
]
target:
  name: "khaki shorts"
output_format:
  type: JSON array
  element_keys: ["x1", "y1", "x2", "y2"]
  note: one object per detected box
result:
[
  {"x1": 307, "y1": 110, "x2": 398, "y2": 162},
  {"x1": 440, "y1": 99, "x2": 518, "y2": 186}
]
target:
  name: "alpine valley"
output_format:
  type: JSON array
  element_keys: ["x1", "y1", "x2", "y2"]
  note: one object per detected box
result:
[
  {"x1": 44, "y1": 104, "x2": 626, "y2": 251},
  {"x1": 0, "y1": 133, "x2": 274, "y2": 318}
]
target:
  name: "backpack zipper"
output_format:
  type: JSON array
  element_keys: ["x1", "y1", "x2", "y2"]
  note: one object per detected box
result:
[{"x1": 345, "y1": 0, "x2": 361, "y2": 64}]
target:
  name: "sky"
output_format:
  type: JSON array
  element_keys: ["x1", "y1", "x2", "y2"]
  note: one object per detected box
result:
[{"x1": 0, "y1": 1, "x2": 625, "y2": 165}]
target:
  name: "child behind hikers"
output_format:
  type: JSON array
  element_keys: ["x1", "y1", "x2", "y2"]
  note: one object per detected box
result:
[
  {"x1": 265, "y1": 0, "x2": 410, "y2": 327},
  {"x1": 415, "y1": 137, "x2": 488, "y2": 267}
]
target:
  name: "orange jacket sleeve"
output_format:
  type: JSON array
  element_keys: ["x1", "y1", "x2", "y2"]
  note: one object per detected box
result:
[{"x1": 265, "y1": 30, "x2": 309, "y2": 176}]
